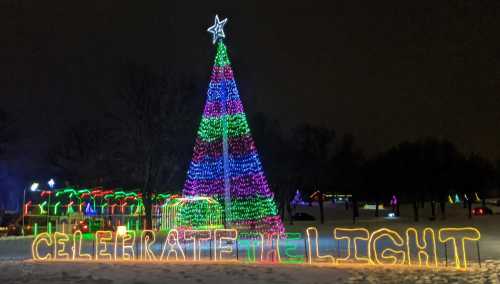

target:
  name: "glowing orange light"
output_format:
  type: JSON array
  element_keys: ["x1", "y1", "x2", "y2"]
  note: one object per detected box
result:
[
  {"x1": 114, "y1": 230, "x2": 135, "y2": 260},
  {"x1": 406, "y1": 228, "x2": 437, "y2": 267},
  {"x1": 140, "y1": 230, "x2": 157, "y2": 261},
  {"x1": 160, "y1": 229, "x2": 185, "y2": 261},
  {"x1": 334, "y1": 228, "x2": 370, "y2": 264},
  {"x1": 32, "y1": 232, "x2": 52, "y2": 260},
  {"x1": 95, "y1": 231, "x2": 113, "y2": 260},
  {"x1": 214, "y1": 229, "x2": 238, "y2": 261},
  {"x1": 53, "y1": 232, "x2": 70, "y2": 260},
  {"x1": 369, "y1": 228, "x2": 406, "y2": 265},
  {"x1": 73, "y1": 230, "x2": 92, "y2": 260},
  {"x1": 438, "y1": 227, "x2": 480, "y2": 270},
  {"x1": 184, "y1": 230, "x2": 212, "y2": 261},
  {"x1": 305, "y1": 227, "x2": 334, "y2": 264},
  {"x1": 28, "y1": 226, "x2": 481, "y2": 271},
  {"x1": 116, "y1": 226, "x2": 127, "y2": 237}
]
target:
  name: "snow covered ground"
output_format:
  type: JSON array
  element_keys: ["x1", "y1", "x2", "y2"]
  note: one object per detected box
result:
[
  {"x1": 0, "y1": 202, "x2": 499, "y2": 283},
  {"x1": 286, "y1": 202, "x2": 500, "y2": 260},
  {"x1": 0, "y1": 260, "x2": 498, "y2": 284}
]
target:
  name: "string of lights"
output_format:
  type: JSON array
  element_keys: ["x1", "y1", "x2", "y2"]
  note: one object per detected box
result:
[{"x1": 182, "y1": 39, "x2": 284, "y2": 236}]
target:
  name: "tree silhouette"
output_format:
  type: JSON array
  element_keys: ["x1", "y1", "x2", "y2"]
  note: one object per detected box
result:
[
  {"x1": 47, "y1": 120, "x2": 113, "y2": 185},
  {"x1": 331, "y1": 133, "x2": 364, "y2": 222},
  {"x1": 110, "y1": 62, "x2": 197, "y2": 229},
  {"x1": 292, "y1": 124, "x2": 335, "y2": 224}
]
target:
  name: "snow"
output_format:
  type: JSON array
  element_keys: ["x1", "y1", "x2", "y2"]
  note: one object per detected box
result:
[
  {"x1": 1, "y1": 202, "x2": 500, "y2": 283},
  {"x1": 0, "y1": 260, "x2": 498, "y2": 284}
]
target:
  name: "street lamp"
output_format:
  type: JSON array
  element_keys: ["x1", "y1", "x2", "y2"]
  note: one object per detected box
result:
[
  {"x1": 22, "y1": 182, "x2": 39, "y2": 236},
  {"x1": 30, "y1": 183, "x2": 39, "y2": 192},
  {"x1": 45, "y1": 179, "x2": 55, "y2": 234}
]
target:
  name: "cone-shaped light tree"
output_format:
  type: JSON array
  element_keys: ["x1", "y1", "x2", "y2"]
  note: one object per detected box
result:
[{"x1": 182, "y1": 15, "x2": 285, "y2": 236}]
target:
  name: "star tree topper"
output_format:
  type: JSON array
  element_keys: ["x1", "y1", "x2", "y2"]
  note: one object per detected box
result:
[{"x1": 207, "y1": 15, "x2": 228, "y2": 44}]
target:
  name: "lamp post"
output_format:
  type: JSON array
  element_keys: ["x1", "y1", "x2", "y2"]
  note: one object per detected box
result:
[
  {"x1": 22, "y1": 182, "x2": 39, "y2": 236},
  {"x1": 46, "y1": 179, "x2": 55, "y2": 233}
]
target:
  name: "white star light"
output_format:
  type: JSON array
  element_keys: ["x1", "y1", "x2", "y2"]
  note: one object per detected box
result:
[{"x1": 207, "y1": 15, "x2": 228, "y2": 44}]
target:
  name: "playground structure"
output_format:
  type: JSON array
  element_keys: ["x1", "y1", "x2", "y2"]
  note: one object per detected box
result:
[{"x1": 23, "y1": 187, "x2": 174, "y2": 235}]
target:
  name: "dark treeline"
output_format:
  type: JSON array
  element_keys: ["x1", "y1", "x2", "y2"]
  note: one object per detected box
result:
[
  {"x1": 253, "y1": 117, "x2": 500, "y2": 224},
  {"x1": 1, "y1": 63, "x2": 499, "y2": 225}
]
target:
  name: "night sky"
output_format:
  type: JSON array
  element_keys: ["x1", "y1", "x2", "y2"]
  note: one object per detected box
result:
[{"x1": 1, "y1": 1, "x2": 500, "y2": 203}]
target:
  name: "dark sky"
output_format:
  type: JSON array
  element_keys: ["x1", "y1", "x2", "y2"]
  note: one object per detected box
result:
[{"x1": 1, "y1": 0, "x2": 500, "y2": 190}]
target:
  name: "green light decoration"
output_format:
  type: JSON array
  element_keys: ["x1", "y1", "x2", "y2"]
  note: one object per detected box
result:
[
  {"x1": 101, "y1": 203, "x2": 108, "y2": 213},
  {"x1": 39, "y1": 201, "x2": 47, "y2": 214},
  {"x1": 282, "y1": 233, "x2": 305, "y2": 264},
  {"x1": 134, "y1": 199, "x2": 145, "y2": 215},
  {"x1": 197, "y1": 114, "x2": 251, "y2": 142},
  {"x1": 161, "y1": 197, "x2": 223, "y2": 231},
  {"x1": 238, "y1": 232, "x2": 264, "y2": 263},
  {"x1": 182, "y1": 17, "x2": 285, "y2": 236},
  {"x1": 53, "y1": 202, "x2": 61, "y2": 215},
  {"x1": 156, "y1": 193, "x2": 171, "y2": 200},
  {"x1": 67, "y1": 203, "x2": 74, "y2": 215},
  {"x1": 214, "y1": 40, "x2": 231, "y2": 66},
  {"x1": 55, "y1": 188, "x2": 77, "y2": 198}
]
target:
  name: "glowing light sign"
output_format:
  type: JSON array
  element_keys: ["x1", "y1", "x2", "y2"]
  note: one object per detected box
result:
[{"x1": 31, "y1": 226, "x2": 481, "y2": 270}]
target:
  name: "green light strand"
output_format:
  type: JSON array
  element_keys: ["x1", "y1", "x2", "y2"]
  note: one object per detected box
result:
[
  {"x1": 197, "y1": 113, "x2": 250, "y2": 142},
  {"x1": 214, "y1": 42, "x2": 231, "y2": 67}
]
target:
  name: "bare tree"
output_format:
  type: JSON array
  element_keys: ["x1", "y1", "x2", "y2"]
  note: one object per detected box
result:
[
  {"x1": 331, "y1": 133, "x2": 364, "y2": 223},
  {"x1": 0, "y1": 109, "x2": 12, "y2": 158},
  {"x1": 47, "y1": 120, "x2": 112, "y2": 185},
  {"x1": 292, "y1": 124, "x2": 335, "y2": 224},
  {"x1": 110, "y1": 62, "x2": 196, "y2": 229}
]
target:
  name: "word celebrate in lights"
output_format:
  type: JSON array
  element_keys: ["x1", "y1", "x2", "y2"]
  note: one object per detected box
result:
[{"x1": 31, "y1": 226, "x2": 481, "y2": 270}]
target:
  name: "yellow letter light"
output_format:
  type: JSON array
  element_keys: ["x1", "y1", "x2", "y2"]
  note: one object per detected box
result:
[
  {"x1": 334, "y1": 228, "x2": 370, "y2": 264},
  {"x1": 438, "y1": 227, "x2": 480, "y2": 270},
  {"x1": 72, "y1": 230, "x2": 92, "y2": 260},
  {"x1": 405, "y1": 228, "x2": 437, "y2": 267},
  {"x1": 114, "y1": 230, "x2": 135, "y2": 260},
  {"x1": 305, "y1": 227, "x2": 334, "y2": 264},
  {"x1": 53, "y1": 232, "x2": 70, "y2": 260},
  {"x1": 140, "y1": 230, "x2": 157, "y2": 261},
  {"x1": 184, "y1": 230, "x2": 211, "y2": 261},
  {"x1": 95, "y1": 231, "x2": 113, "y2": 260},
  {"x1": 214, "y1": 229, "x2": 238, "y2": 261},
  {"x1": 369, "y1": 228, "x2": 406, "y2": 265},
  {"x1": 32, "y1": 232, "x2": 53, "y2": 261},
  {"x1": 160, "y1": 229, "x2": 185, "y2": 261}
]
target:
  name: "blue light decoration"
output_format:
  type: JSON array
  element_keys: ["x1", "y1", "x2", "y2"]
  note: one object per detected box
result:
[
  {"x1": 182, "y1": 16, "x2": 285, "y2": 236},
  {"x1": 85, "y1": 202, "x2": 96, "y2": 216}
]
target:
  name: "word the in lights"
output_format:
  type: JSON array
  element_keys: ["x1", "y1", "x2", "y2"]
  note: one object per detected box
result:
[{"x1": 31, "y1": 227, "x2": 480, "y2": 270}]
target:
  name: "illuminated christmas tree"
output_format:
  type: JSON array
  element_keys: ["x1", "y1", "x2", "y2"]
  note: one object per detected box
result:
[{"x1": 182, "y1": 15, "x2": 285, "y2": 236}]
